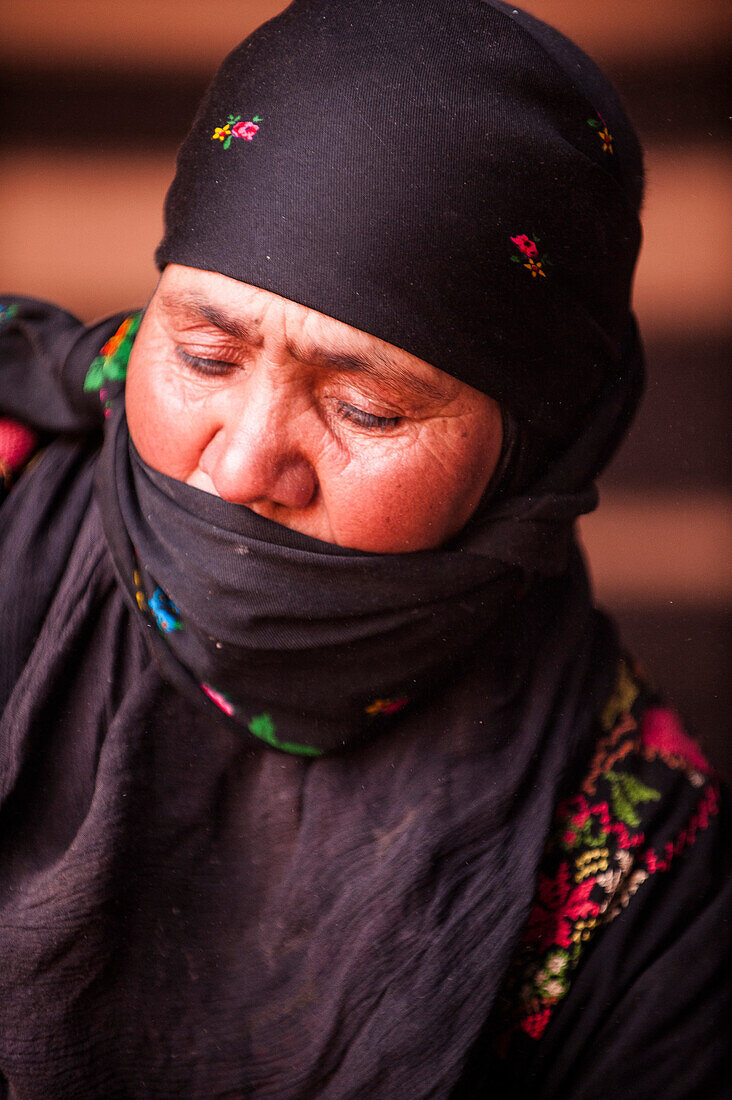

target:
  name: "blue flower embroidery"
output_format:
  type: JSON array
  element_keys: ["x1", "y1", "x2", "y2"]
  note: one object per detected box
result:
[{"x1": 149, "y1": 587, "x2": 183, "y2": 633}]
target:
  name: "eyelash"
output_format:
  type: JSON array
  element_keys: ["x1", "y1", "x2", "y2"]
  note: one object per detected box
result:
[
  {"x1": 175, "y1": 347, "x2": 402, "y2": 432},
  {"x1": 176, "y1": 347, "x2": 237, "y2": 377},
  {"x1": 336, "y1": 402, "x2": 401, "y2": 431}
]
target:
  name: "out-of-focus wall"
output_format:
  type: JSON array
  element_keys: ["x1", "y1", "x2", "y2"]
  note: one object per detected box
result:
[{"x1": 1, "y1": 1, "x2": 729, "y2": 775}]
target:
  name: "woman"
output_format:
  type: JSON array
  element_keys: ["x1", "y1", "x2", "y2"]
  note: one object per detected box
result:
[{"x1": 0, "y1": 1, "x2": 728, "y2": 1096}]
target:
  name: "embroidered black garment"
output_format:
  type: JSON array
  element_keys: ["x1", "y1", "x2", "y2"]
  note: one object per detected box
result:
[
  {"x1": 0, "y1": 0, "x2": 728, "y2": 1095},
  {"x1": 0, "y1": 388, "x2": 729, "y2": 1098}
]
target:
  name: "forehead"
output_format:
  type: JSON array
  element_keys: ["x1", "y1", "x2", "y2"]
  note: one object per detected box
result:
[{"x1": 154, "y1": 264, "x2": 462, "y2": 402}]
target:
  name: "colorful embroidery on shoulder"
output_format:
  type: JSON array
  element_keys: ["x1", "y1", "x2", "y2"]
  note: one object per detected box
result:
[
  {"x1": 639, "y1": 706, "x2": 711, "y2": 784},
  {"x1": 588, "y1": 116, "x2": 613, "y2": 153},
  {"x1": 0, "y1": 417, "x2": 39, "y2": 493},
  {"x1": 0, "y1": 303, "x2": 19, "y2": 325},
  {"x1": 84, "y1": 311, "x2": 142, "y2": 415},
  {"x1": 510, "y1": 234, "x2": 551, "y2": 279},
  {"x1": 499, "y1": 660, "x2": 719, "y2": 1048},
  {"x1": 212, "y1": 114, "x2": 262, "y2": 149}
]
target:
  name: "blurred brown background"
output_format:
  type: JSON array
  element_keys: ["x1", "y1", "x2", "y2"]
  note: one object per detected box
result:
[{"x1": 1, "y1": 1, "x2": 729, "y2": 776}]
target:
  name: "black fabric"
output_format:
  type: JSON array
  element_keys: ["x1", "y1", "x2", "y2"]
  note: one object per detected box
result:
[
  {"x1": 157, "y1": 0, "x2": 643, "y2": 447},
  {"x1": 0, "y1": 430, "x2": 729, "y2": 1098},
  {"x1": 2, "y1": 2, "x2": 725, "y2": 1095}
]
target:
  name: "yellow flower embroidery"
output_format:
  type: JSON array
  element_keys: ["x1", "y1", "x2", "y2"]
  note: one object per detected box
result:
[{"x1": 523, "y1": 258, "x2": 546, "y2": 278}]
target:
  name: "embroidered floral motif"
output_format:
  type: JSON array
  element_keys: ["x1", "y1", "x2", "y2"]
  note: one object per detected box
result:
[
  {"x1": 588, "y1": 117, "x2": 613, "y2": 153},
  {"x1": 365, "y1": 696, "x2": 409, "y2": 717},
  {"x1": 232, "y1": 120, "x2": 260, "y2": 141},
  {"x1": 640, "y1": 706, "x2": 710, "y2": 784},
  {"x1": 84, "y1": 312, "x2": 142, "y2": 415},
  {"x1": 0, "y1": 303, "x2": 18, "y2": 325},
  {"x1": 148, "y1": 587, "x2": 183, "y2": 633},
  {"x1": 247, "y1": 712, "x2": 323, "y2": 757},
  {"x1": 510, "y1": 235, "x2": 538, "y2": 258},
  {"x1": 510, "y1": 235, "x2": 551, "y2": 278},
  {"x1": 499, "y1": 663, "x2": 720, "y2": 1047},
  {"x1": 212, "y1": 114, "x2": 262, "y2": 149},
  {"x1": 201, "y1": 683, "x2": 235, "y2": 717}
]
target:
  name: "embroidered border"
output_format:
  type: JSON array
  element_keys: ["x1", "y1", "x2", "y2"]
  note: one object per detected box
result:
[{"x1": 499, "y1": 661, "x2": 719, "y2": 1045}]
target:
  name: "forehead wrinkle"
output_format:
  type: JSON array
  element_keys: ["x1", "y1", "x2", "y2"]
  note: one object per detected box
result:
[
  {"x1": 287, "y1": 339, "x2": 452, "y2": 402},
  {"x1": 159, "y1": 291, "x2": 264, "y2": 346}
]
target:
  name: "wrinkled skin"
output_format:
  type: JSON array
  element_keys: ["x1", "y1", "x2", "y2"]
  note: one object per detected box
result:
[{"x1": 126, "y1": 264, "x2": 502, "y2": 552}]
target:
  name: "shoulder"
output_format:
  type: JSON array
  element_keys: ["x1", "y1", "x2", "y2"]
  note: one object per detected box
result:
[{"x1": 496, "y1": 659, "x2": 729, "y2": 1096}]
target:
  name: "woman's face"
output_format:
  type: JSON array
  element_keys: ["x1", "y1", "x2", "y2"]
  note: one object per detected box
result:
[{"x1": 126, "y1": 264, "x2": 502, "y2": 552}]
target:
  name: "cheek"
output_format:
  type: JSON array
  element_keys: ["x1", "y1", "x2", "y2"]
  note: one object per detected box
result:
[
  {"x1": 321, "y1": 423, "x2": 497, "y2": 552},
  {"x1": 126, "y1": 344, "x2": 212, "y2": 480}
]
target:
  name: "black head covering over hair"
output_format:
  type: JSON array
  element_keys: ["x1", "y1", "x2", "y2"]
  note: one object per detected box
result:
[{"x1": 157, "y1": 0, "x2": 644, "y2": 448}]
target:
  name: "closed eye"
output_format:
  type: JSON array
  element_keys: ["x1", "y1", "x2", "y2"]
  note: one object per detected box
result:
[
  {"x1": 175, "y1": 346, "x2": 238, "y2": 377},
  {"x1": 337, "y1": 401, "x2": 401, "y2": 431}
]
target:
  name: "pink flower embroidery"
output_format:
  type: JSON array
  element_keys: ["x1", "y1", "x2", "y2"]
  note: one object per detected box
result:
[
  {"x1": 232, "y1": 120, "x2": 260, "y2": 141},
  {"x1": 201, "y1": 683, "x2": 235, "y2": 717},
  {"x1": 510, "y1": 234, "x2": 538, "y2": 258}
]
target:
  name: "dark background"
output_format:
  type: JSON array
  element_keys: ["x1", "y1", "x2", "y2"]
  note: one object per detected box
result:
[{"x1": 1, "y1": 0, "x2": 729, "y2": 779}]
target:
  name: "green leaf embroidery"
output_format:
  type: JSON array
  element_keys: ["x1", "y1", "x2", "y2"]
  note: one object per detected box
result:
[
  {"x1": 83, "y1": 358, "x2": 106, "y2": 392},
  {"x1": 247, "y1": 713, "x2": 323, "y2": 758},
  {"x1": 603, "y1": 770, "x2": 661, "y2": 828}
]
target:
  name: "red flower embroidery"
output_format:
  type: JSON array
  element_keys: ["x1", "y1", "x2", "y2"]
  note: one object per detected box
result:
[
  {"x1": 510, "y1": 234, "x2": 551, "y2": 277},
  {"x1": 510, "y1": 234, "x2": 538, "y2": 257},
  {"x1": 520, "y1": 1008, "x2": 552, "y2": 1040},
  {"x1": 526, "y1": 862, "x2": 600, "y2": 952},
  {"x1": 232, "y1": 120, "x2": 260, "y2": 141}
]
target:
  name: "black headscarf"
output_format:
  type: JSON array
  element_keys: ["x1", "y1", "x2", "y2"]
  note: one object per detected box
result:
[
  {"x1": 0, "y1": 2, "x2": 649, "y2": 1095},
  {"x1": 157, "y1": 0, "x2": 644, "y2": 448}
]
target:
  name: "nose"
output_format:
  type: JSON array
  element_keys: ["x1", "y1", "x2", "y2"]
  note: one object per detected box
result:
[{"x1": 200, "y1": 381, "x2": 317, "y2": 511}]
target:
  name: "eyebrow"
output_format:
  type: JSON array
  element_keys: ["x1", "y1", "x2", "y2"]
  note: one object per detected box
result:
[
  {"x1": 160, "y1": 290, "x2": 452, "y2": 402},
  {"x1": 161, "y1": 291, "x2": 264, "y2": 346}
]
